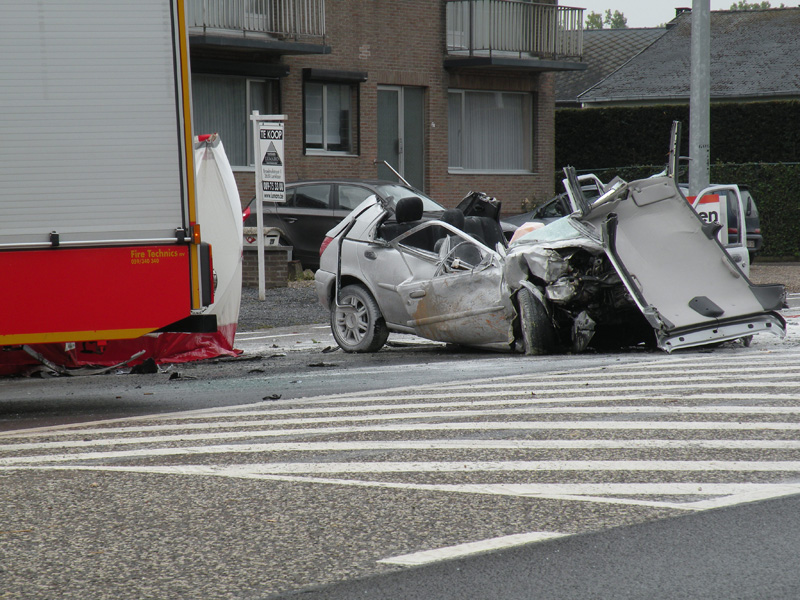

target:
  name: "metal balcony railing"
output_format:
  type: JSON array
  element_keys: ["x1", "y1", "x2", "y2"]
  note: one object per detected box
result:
[
  {"x1": 446, "y1": 0, "x2": 583, "y2": 60},
  {"x1": 187, "y1": 0, "x2": 325, "y2": 42}
]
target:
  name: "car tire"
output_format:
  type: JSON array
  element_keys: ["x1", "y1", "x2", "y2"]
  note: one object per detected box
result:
[
  {"x1": 517, "y1": 287, "x2": 555, "y2": 355},
  {"x1": 331, "y1": 284, "x2": 389, "y2": 353}
]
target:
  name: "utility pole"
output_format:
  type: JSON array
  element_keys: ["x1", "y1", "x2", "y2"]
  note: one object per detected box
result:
[{"x1": 689, "y1": 0, "x2": 711, "y2": 195}]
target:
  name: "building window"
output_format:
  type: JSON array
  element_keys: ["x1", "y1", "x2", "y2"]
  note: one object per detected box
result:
[
  {"x1": 448, "y1": 90, "x2": 532, "y2": 172},
  {"x1": 191, "y1": 75, "x2": 277, "y2": 167},
  {"x1": 304, "y1": 81, "x2": 358, "y2": 154}
]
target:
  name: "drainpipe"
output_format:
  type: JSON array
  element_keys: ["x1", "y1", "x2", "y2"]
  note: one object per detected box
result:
[{"x1": 469, "y1": 0, "x2": 474, "y2": 57}]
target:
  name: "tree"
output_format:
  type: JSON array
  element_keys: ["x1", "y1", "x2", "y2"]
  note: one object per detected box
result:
[
  {"x1": 730, "y1": 1, "x2": 786, "y2": 9},
  {"x1": 585, "y1": 11, "x2": 604, "y2": 29},
  {"x1": 585, "y1": 9, "x2": 628, "y2": 30},
  {"x1": 604, "y1": 9, "x2": 628, "y2": 28}
]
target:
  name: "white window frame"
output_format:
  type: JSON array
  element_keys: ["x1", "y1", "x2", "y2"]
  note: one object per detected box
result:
[{"x1": 448, "y1": 89, "x2": 533, "y2": 174}]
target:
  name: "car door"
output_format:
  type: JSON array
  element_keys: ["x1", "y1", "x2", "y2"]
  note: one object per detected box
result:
[
  {"x1": 392, "y1": 227, "x2": 513, "y2": 348},
  {"x1": 740, "y1": 189, "x2": 762, "y2": 257},
  {"x1": 689, "y1": 185, "x2": 750, "y2": 276},
  {"x1": 357, "y1": 221, "x2": 441, "y2": 328},
  {"x1": 274, "y1": 183, "x2": 335, "y2": 266}
]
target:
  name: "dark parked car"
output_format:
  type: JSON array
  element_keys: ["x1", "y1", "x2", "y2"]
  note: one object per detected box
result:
[
  {"x1": 502, "y1": 193, "x2": 570, "y2": 228},
  {"x1": 502, "y1": 174, "x2": 608, "y2": 229},
  {"x1": 243, "y1": 179, "x2": 443, "y2": 269}
]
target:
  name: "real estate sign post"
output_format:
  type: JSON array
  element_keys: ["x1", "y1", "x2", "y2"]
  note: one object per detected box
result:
[{"x1": 251, "y1": 112, "x2": 287, "y2": 299}]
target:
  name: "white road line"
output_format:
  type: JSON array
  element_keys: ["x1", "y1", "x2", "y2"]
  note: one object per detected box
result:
[
  {"x1": 7, "y1": 403, "x2": 800, "y2": 441},
  {"x1": 439, "y1": 371, "x2": 800, "y2": 388},
  {"x1": 4, "y1": 352, "x2": 800, "y2": 437},
  {"x1": 484, "y1": 356, "x2": 800, "y2": 383},
  {"x1": 289, "y1": 386, "x2": 800, "y2": 406},
  {"x1": 5, "y1": 347, "x2": 800, "y2": 519},
  {"x1": 218, "y1": 401, "x2": 800, "y2": 421},
  {"x1": 7, "y1": 438, "x2": 800, "y2": 465},
  {"x1": 191, "y1": 392, "x2": 800, "y2": 416},
  {"x1": 164, "y1": 459, "x2": 800, "y2": 473},
  {"x1": 6, "y1": 419, "x2": 800, "y2": 452},
  {"x1": 353, "y1": 352, "x2": 800, "y2": 385},
  {"x1": 8, "y1": 388, "x2": 800, "y2": 439},
  {"x1": 231, "y1": 364, "x2": 800, "y2": 387},
  {"x1": 168, "y1": 391, "x2": 800, "y2": 415},
  {"x1": 16, "y1": 464, "x2": 800, "y2": 511},
  {"x1": 420, "y1": 381, "x2": 800, "y2": 394},
  {"x1": 378, "y1": 532, "x2": 567, "y2": 566},
  {"x1": 94, "y1": 384, "x2": 800, "y2": 422},
  {"x1": 235, "y1": 329, "x2": 331, "y2": 341},
  {"x1": 9, "y1": 395, "x2": 800, "y2": 438},
  {"x1": 467, "y1": 362, "x2": 800, "y2": 377},
  {"x1": 18, "y1": 459, "x2": 800, "y2": 474},
  {"x1": 237, "y1": 325, "x2": 329, "y2": 335},
  {"x1": 346, "y1": 379, "x2": 800, "y2": 397}
]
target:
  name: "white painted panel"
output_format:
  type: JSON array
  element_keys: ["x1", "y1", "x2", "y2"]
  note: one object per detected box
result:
[{"x1": 0, "y1": 0, "x2": 187, "y2": 246}]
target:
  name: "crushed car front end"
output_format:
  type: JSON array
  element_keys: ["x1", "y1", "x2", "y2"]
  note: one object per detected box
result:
[{"x1": 506, "y1": 171, "x2": 786, "y2": 354}]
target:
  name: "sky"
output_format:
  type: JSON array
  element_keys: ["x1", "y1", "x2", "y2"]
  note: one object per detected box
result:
[{"x1": 573, "y1": 1, "x2": 751, "y2": 28}]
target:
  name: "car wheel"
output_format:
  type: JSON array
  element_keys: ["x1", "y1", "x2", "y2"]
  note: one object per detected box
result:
[
  {"x1": 331, "y1": 284, "x2": 389, "y2": 353},
  {"x1": 517, "y1": 287, "x2": 555, "y2": 355}
]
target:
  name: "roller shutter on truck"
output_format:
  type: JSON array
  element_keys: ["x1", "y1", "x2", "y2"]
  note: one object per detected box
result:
[{"x1": 0, "y1": 0, "x2": 206, "y2": 346}]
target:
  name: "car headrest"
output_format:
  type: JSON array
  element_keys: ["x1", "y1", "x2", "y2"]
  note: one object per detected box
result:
[
  {"x1": 395, "y1": 196, "x2": 424, "y2": 223},
  {"x1": 441, "y1": 208, "x2": 465, "y2": 230}
]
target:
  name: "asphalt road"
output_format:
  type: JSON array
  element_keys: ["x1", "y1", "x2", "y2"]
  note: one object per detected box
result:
[
  {"x1": 275, "y1": 494, "x2": 800, "y2": 600},
  {"x1": 3, "y1": 314, "x2": 800, "y2": 599},
  {"x1": 0, "y1": 331, "x2": 653, "y2": 431}
]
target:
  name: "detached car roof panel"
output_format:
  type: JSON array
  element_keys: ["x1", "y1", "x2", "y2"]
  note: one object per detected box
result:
[{"x1": 579, "y1": 175, "x2": 782, "y2": 333}]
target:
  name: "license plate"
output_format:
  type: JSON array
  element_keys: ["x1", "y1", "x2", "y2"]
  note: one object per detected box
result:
[{"x1": 747, "y1": 240, "x2": 755, "y2": 248}]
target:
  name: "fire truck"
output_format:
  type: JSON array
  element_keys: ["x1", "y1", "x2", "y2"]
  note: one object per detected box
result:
[{"x1": 0, "y1": 0, "x2": 216, "y2": 356}]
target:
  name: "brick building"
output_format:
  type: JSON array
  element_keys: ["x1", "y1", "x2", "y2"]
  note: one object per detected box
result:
[{"x1": 188, "y1": 0, "x2": 585, "y2": 215}]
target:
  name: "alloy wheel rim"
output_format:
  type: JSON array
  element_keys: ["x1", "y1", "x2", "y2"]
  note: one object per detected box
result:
[{"x1": 335, "y1": 296, "x2": 368, "y2": 344}]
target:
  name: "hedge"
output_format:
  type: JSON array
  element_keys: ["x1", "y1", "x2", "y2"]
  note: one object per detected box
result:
[
  {"x1": 555, "y1": 101, "x2": 800, "y2": 168},
  {"x1": 555, "y1": 101, "x2": 800, "y2": 258}
]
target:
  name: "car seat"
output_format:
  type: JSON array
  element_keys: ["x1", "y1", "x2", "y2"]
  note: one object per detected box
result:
[
  {"x1": 378, "y1": 196, "x2": 436, "y2": 251},
  {"x1": 395, "y1": 196, "x2": 424, "y2": 223},
  {"x1": 464, "y1": 215, "x2": 507, "y2": 250},
  {"x1": 434, "y1": 208, "x2": 466, "y2": 253},
  {"x1": 435, "y1": 208, "x2": 484, "y2": 267}
]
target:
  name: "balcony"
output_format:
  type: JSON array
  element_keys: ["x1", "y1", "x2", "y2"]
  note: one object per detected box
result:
[
  {"x1": 446, "y1": 0, "x2": 584, "y2": 70},
  {"x1": 188, "y1": 0, "x2": 326, "y2": 47}
]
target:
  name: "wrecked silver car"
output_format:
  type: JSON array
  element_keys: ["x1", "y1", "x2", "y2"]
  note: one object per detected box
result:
[{"x1": 316, "y1": 168, "x2": 785, "y2": 355}]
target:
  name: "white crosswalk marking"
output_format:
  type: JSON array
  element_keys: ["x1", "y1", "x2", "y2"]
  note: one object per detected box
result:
[
  {"x1": 4, "y1": 348, "x2": 800, "y2": 516},
  {"x1": 378, "y1": 532, "x2": 568, "y2": 566}
]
